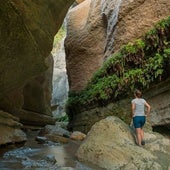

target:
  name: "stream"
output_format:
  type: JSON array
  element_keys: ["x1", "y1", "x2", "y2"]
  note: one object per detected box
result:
[{"x1": 0, "y1": 130, "x2": 102, "y2": 170}]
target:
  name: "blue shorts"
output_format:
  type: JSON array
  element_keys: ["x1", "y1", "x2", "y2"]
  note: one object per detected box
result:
[{"x1": 133, "y1": 116, "x2": 146, "y2": 128}]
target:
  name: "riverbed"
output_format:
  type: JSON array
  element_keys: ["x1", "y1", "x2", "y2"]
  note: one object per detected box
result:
[{"x1": 0, "y1": 130, "x2": 103, "y2": 170}]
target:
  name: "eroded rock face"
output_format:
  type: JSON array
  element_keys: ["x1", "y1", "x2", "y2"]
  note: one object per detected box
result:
[
  {"x1": 0, "y1": 0, "x2": 74, "y2": 144},
  {"x1": 0, "y1": 111, "x2": 27, "y2": 145},
  {"x1": 65, "y1": 0, "x2": 106, "y2": 91},
  {"x1": 145, "y1": 78, "x2": 170, "y2": 128},
  {"x1": 65, "y1": 0, "x2": 170, "y2": 91},
  {"x1": 0, "y1": 0, "x2": 73, "y2": 96},
  {"x1": 113, "y1": 0, "x2": 170, "y2": 52},
  {"x1": 77, "y1": 116, "x2": 170, "y2": 169}
]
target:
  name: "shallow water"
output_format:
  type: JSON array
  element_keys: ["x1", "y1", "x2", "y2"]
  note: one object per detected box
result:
[{"x1": 0, "y1": 130, "x2": 102, "y2": 170}]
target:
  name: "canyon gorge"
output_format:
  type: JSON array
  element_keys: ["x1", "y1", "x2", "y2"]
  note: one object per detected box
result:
[{"x1": 0, "y1": 0, "x2": 170, "y2": 169}]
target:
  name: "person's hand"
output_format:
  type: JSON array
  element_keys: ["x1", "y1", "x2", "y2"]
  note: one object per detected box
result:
[{"x1": 145, "y1": 112, "x2": 150, "y2": 117}]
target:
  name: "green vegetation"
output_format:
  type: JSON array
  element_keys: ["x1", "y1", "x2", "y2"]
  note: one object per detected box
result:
[
  {"x1": 53, "y1": 25, "x2": 66, "y2": 49},
  {"x1": 66, "y1": 16, "x2": 170, "y2": 118},
  {"x1": 56, "y1": 114, "x2": 69, "y2": 122}
]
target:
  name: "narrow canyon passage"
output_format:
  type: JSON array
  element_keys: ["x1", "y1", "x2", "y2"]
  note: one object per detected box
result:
[{"x1": 0, "y1": 0, "x2": 170, "y2": 169}]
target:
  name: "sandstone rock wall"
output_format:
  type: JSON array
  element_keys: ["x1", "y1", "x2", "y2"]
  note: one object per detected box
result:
[
  {"x1": 0, "y1": 0, "x2": 72, "y2": 96},
  {"x1": 113, "y1": 0, "x2": 170, "y2": 52},
  {"x1": 76, "y1": 0, "x2": 86, "y2": 4},
  {"x1": 145, "y1": 78, "x2": 170, "y2": 128},
  {"x1": 0, "y1": 0, "x2": 74, "y2": 144},
  {"x1": 65, "y1": 0, "x2": 170, "y2": 91},
  {"x1": 65, "y1": 0, "x2": 106, "y2": 91}
]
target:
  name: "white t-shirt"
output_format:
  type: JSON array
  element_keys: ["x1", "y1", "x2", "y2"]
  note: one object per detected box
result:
[{"x1": 131, "y1": 98, "x2": 146, "y2": 116}]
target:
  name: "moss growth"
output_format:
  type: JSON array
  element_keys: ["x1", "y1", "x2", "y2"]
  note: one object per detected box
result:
[{"x1": 66, "y1": 16, "x2": 170, "y2": 121}]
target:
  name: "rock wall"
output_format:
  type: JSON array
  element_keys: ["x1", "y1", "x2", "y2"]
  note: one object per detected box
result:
[
  {"x1": 0, "y1": 0, "x2": 74, "y2": 144},
  {"x1": 65, "y1": 0, "x2": 106, "y2": 91},
  {"x1": 65, "y1": 0, "x2": 170, "y2": 91},
  {"x1": 145, "y1": 78, "x2": 170, "y2": 128},
  {"x1": 113, "y1": 0, "x2": 170, "y2": 52},
  {"x1": 0, "y1": 0, "x2": 73, "y2": 96}
]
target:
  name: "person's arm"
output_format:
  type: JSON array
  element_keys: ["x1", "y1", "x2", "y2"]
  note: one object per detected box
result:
[
  {"x1": 131, "y1": 102, "x2": 135, "y2": 118},
  {"x1": 145, "y1": 102, "x2": 151, "y2": 116}
]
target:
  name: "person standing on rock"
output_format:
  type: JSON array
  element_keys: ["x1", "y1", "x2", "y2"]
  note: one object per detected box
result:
[{"x1": 131, "y1": 89, "x2": 151, "y2": 146}]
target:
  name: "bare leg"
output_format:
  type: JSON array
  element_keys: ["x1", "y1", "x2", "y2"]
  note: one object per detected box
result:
[
  {"x1": 136, "y1": 128, "x2": 142, "y2": 146},
  {"x1": 141, "y1": 128, "x2": 145, "y2": 145},
  {"x1": 141, "y1": 128, "x2": 144, "y2": 141}
]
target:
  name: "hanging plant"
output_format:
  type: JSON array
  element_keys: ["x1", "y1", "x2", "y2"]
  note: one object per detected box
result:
[{"x1": 66, "y1": 16, "x2": 170, "y2": 116}]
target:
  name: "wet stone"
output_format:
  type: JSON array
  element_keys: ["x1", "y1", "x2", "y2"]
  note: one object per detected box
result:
[{"x1": 35, "y1": 136, "x2": 47, "y2": 144}]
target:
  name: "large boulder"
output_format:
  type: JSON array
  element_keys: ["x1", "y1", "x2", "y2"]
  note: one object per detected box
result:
[
  {"x1": 38, "y1": 124, "x2": 71, "y2": 143},
  {"x1": 77, "y1": 116, "x2": 170, "y2": 170},
  {"x1": 65, "y1": 0, "x2": 170, "y2": 91}
]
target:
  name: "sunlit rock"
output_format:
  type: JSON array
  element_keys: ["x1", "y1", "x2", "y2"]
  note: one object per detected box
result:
[
  {"x1": 77, "y1": 116, "x2": 170, "y2": 169},
  {"x1": 65, "y1": 0, "x2": 106, "y2": 91},
  {"x1": 70, "y1": 131, "x2": 86, "y2": 141},
  {"x1": 65, "y1": 0, "x2": 170, "y2": 91}
]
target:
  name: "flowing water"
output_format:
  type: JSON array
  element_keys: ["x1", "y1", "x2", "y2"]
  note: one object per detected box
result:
[
  {"x1": 0, "y1": 130, "x2": 103, "y2": 170},
  {"x1": 100, "y1": 0, "x2": 122, "y2": 58}
]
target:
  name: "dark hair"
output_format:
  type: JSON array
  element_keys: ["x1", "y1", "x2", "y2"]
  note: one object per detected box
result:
[{"x1": 134, "y1": 89, "x2": 142, "y2": 98}]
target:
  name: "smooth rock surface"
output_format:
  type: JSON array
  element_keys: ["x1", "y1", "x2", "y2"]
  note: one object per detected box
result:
[
  {"x1": 65, "y1": 0, "x2": 170, "y2": 91},
  {"x1": 77, "y1": 116, "x2": 170, "y2": 170},
  {"x1": 0, "y1": 0, "x2": 74, "y2": 144}
]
